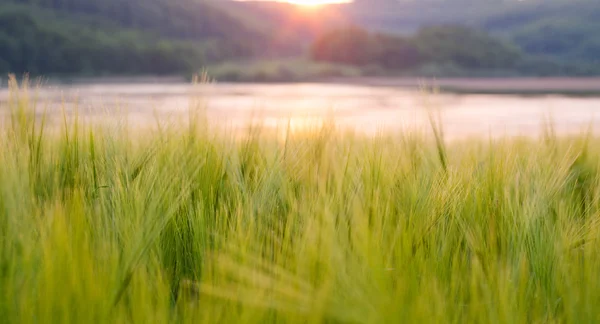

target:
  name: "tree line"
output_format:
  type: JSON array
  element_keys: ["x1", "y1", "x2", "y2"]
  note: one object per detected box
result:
[
  {"x1": 3, "y1": 0, "x2": 600, "y2": 77},
  {"x1": 0, "y1": 6, "x2": 212, "y2": 75},
  {"x1": 310, "y1": 25, "x2": 600, "y2": 76},
  {"x1": 0, "y1": 0, "x2": 273, "y2": 76}
]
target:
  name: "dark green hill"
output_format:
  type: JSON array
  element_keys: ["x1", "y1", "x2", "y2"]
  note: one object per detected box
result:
[
  {"x1": 0, "y1": 0, "x2": 288, "y2": 76},
  {"x1": 7, "y1": 0, "x2": 267, "y2": 51},
  {"x1": 3, "y1": 0, "x2": 600, "y2": 77},
  {"x1": 343, "y1": 0, "x2": 600, "y2": 65},
  {"x1": 0, "y1": 5, "x2": 209, "y2": 75}
]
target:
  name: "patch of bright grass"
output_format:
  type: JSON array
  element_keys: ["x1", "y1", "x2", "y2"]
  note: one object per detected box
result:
[{"x1": 2, "y1": 75, "x2": 600, "y2": 323}]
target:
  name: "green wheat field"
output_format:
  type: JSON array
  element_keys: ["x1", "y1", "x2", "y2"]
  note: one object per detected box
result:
[{"x1": 2, "y1": 76, "x2": 600, "y2": 323}]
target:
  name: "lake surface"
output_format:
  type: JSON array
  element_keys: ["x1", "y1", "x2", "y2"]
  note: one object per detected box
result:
[{"x1": 1, "y1": 81, "x2": 600, "y2": 139}]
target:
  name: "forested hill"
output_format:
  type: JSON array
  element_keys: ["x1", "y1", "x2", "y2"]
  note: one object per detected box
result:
[
  {"x1": 0, "y1": 0, "x2": 293, "y2": 76},
  {"x1": 221, "y1": 0, "x2": 600, "y2": 75},
  {"x1": 8, "y1": 0, "x2": 265, "y2": 47},
  {"x1": 0, "y1": 0, "x2": 350, "y2": 76},
  {"x1": 3, "y1": 0, "x2": 600, "y2": 77},
  {"x1": 344, "y1": 0, "x2": 600, "y2": 65}
]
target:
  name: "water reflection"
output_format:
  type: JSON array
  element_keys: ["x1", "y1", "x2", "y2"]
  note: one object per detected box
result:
[{"x1": 1, "y1": 82, "x2": 599, "y2": 139}]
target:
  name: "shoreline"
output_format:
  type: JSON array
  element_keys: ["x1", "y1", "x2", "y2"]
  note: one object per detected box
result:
[
  {"x1": 6, "y1": 75, "x2": 600, "y2": 97},
  {"x1": 318, "y1": 76, "x2": 600, "y2": 96}
]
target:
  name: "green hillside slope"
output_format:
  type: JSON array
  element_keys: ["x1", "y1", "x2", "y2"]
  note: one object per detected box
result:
[
  {"x1": 3, "y1": 0, "x2": 600, "y2": 77},
  {"x1": 0, "y1": 0, "x2": 283, "y2": 76},
  {"x1": 345, "y1": 0, "x2": 600, "y2": 65}
]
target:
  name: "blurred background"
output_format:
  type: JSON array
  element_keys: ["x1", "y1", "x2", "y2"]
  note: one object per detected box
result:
[
  {"x1": 3, "y1": 0, "x2": 600, "y2": 80},
  {"x1": 2, "y1": 0, "x2": 600, "y2": 137}
]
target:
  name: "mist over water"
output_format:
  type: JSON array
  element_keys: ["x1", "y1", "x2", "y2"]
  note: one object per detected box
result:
[{"x1": 2, "y1": 82, "x2": 599, "y2": 139}]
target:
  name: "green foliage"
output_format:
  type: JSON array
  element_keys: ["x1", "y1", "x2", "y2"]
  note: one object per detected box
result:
[
  {"x1": 511, "y1": 18, "x2": 600, "y2": 63},
  {"x1": 207, "y1": 58, "x2": 362, "y2": 82},
  {"x1": 311, "y1": 25, "x2": 521, "y2": 72},
  {"x1": 415, "y1": 26, "x2": 522, "y2": 69},
  {"x1": 5, "y1": 0, "x2": 600, "y2": 77},
  {"x1": 310, "y1": 27, "x2": 423, "y2": 69},
  {"x1": 311, "y1": 27, "x2": 377, "y2": 66},
  {"x1": 7, "y1": 0, "x2": 266, "y2": 53},
  {"x1": 0, "y1": 0, "x2": 282, "y2": 76},
  {"x1": 373, "y1": 33, "x2": 422, "y2": 69},
  {"x1": 0, "y1": 5, "x2": 210, "y2": 75},
  {"x1": 343, "y1": 0, "x2": 600, "y2": 73},
  {"x1": 4, "y1": 77, "x2": 600, "y2": 322}
]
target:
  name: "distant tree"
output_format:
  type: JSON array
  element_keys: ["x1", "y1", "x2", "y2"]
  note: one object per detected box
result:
[
  {"x1": 310, "y1": 27, "x2": 377, "y2": 66},
  {"x1": 372, "y1": 33, "x2": 422, "y2": 69},
  {"x1": 511, "y1": 19, "x2": 600, "y2": 58},
  {"x1": 0, "y1": 5, "x2": 207, "y2": 75},
  {"x1": 6, "y1": 0, "x2": 268, "y2": 57},
  {"x1": 414, "y1": 25, "x2": 522, "y2": 69},
  {"x1": 310, "y1": 25, "x2": 524, "y2": 73}
]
